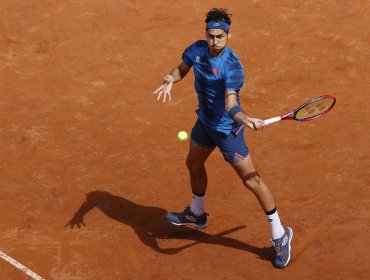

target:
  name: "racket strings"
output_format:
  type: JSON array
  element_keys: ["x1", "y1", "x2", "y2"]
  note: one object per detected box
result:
[{"x1": 295, "y1": 98, "x2": 335, "y2": 120}]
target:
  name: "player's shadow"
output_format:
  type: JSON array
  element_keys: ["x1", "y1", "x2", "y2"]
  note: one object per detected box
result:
[{"x1": 65, "y1": 190, "x2": 273, "y2": 260}]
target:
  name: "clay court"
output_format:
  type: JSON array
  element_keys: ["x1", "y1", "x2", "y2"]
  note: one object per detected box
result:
[{"x1": 0, "y1": 0, "x2": 369, "y2": 279}]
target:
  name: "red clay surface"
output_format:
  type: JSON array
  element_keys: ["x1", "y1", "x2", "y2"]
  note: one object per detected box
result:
[{"x1": 1, "y1": 1, "x2": 369, "y2": 279}]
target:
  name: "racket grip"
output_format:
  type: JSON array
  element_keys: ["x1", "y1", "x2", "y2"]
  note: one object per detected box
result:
[{"x1": 264, "y1": 117, "x2": 282, "y2": 125}]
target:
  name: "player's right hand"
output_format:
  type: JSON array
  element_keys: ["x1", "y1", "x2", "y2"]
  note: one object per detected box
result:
[
  {"x1": 153, "y1": 75, "x2": 174, "y2": 103},
  {"x1": 245, "y1": 117, "x2": 266, "y2": 130}
]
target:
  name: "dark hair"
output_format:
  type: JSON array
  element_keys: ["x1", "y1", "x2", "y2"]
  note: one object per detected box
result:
[{"x1": 205, "y1": 8, "x2": 232, "y2": 25}]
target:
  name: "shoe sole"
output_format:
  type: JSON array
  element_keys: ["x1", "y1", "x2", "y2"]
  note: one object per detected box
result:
[
  {"x1": 276, "y1": 227, "x2": 293, "y2": 269},
  {"x1": 164, "y1": 214, "x2": 208, "y2": 229}
]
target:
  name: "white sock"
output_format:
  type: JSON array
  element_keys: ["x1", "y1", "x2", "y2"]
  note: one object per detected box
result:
[
  {"x1": 266, "y1": 208, "x2": 285, "y2": 240},
  {"x1": 190, "y1": 193, "x2": 205, "y2": 216}
]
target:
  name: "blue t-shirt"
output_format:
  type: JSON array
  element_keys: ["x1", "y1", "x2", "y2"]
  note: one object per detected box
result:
[{"x1": 182, "y1": 40, "x2": 244, "y2": 134}]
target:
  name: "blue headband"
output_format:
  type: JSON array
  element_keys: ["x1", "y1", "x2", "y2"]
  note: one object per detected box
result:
[{"x1": 206, "y1": 21, "x2": 230, "y2": 32}]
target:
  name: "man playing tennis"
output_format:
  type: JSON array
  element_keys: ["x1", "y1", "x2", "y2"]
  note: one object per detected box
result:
[{"x1": 153, "y1": 8, "x2": 293, "y2": 268}]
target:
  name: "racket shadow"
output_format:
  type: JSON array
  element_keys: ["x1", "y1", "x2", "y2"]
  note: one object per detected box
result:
[{"x1": 65, "y1": 190, "x2": 273, "y2": 261}]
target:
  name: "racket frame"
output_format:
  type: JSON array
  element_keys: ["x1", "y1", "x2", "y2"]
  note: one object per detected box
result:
[{"x1": 264, "y1": 95, "x2": 336, "y2": 125}]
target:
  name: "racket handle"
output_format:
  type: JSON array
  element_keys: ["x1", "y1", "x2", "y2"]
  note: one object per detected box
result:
[{"x1": 264, "y1": 117, "x2": 282, "y2": 125}]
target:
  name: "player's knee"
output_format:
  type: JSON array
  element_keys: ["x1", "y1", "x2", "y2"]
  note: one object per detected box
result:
[
  {"x1": 242, "y1": 172, "x2": 262, "y2": 191},
  {"x1": 186, "y1": 155, "x2": 203, "y2": 172}
]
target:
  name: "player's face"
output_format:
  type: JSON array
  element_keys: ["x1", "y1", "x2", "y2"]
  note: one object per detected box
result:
[{"x1": 206, "y1": 29, "x2": 231, "y2": 57}]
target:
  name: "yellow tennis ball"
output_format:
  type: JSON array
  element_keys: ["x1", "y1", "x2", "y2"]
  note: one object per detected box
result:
[{"x1": 178, "y1": 131, "x2": 188, "y2": 141}]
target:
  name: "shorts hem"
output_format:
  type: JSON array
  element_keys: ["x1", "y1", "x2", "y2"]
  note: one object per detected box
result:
[{"x1": 190, "y1": 137, "x2": 215, "y2": 150}]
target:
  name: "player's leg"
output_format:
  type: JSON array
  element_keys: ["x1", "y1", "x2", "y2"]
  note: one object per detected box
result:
[
  {"x1": 230, "y1": 155, "x2": 275, "y2": 212},
  {"x1": 186, "y1": 138, "x2": 214, "y2": 197},
  {"x1": 214, "y1": 127, "x2": 293, "y2": 268},
  {"x1": 165, "y1": 119, "x2": 215, "y2": 229}
]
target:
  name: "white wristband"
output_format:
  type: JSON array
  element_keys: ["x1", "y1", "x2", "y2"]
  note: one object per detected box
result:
[{"x1": 165, "y1": 74, "x2": 174, "y2": 83}]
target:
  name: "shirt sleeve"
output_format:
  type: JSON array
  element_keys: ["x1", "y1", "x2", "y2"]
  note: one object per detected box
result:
[
  {"x1": 182, "y1": 44, "x2": 194, "y2": 67},
  {"x1": 224, "y1": 57, "x2": 244, "y2": 91}
]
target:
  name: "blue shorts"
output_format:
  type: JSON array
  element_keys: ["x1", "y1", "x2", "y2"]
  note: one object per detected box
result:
[{"x1": 191, "y1": 118, "x2": 249, "y2": 163}]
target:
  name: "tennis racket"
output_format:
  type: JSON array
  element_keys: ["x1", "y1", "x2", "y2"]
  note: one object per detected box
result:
[
  {"x1": 264, "y1": 95, "x2": 336, "y2": 126},
  {"x1": 235, "y1": 95, "x2": 336, "y2": 134}
]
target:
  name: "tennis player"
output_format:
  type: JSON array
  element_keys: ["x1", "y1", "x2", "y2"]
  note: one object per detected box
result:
[{"x1": 153, "y1": 8, "x2": 293, "y2": 268}]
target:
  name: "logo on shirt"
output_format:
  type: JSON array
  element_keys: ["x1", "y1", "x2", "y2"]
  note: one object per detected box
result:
[
  {"x1": 195, "y1": 56, "x2": 200, "y2": 63},
  {"x1": 212, "y1": 68, "x2": 219, "y2": 74}
]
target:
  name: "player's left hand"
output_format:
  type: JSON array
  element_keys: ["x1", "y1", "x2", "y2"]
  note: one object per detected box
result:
[
  {"x1": 64, "y1": 216, "x2": 86, "y2": 228},
  {"x1": 153, "y1": 75, "x2": 174, "y2": 103}
]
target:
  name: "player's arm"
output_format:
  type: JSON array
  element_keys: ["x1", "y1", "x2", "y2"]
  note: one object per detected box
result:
[
  {"x1": 225, "y1": 90, "x2": 265, "y2": 130},
  {"x1": 167, "y1": 62, "x2": 192, "y2": 83},
  {"x1": 153, "y1": 62, "x2": 192, "y2": 103}
]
